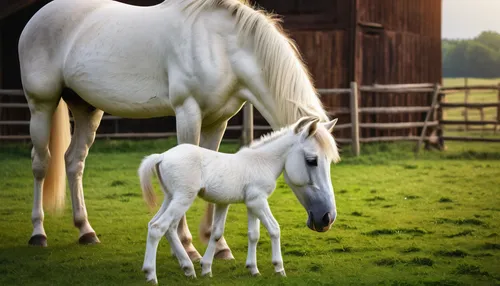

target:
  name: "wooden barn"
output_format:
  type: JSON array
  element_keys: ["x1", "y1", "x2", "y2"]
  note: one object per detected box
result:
[{"x1": 0, "y1": 0, "x2": 442, "y2": 142}]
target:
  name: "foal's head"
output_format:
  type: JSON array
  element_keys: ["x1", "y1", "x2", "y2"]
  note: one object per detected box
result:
[{"x1": 284, "y1": 116, "x2": 340, "y2": 232}]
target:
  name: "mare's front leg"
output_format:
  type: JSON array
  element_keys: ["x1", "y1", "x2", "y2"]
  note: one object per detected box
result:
[
  {"x1": 247, "y1": 197, "x2": 286, "y2": 276},
  {"x1": 200, "y1": 204, "x2": 230, "y2": 277},
  {"x1": 198, "y1": 121, "x2": 234, "y2": 260},
  {"x1": 65, "y1": 95, "x2": 103, "y2": 244},
  {"x1": 173, "y1": 96, "x2": 202, "y2": 261}
]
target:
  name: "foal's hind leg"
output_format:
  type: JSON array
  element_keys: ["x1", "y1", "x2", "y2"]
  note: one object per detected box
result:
[
  {"x1": 198, "y1": 121, "x2": 234, "y2": 260},
  {"x1": 143, "y1": 195, "x2": 197, "y2": 283},
  {"x1": 64, "y1": 94, "x2": 103, "y2": 244}
]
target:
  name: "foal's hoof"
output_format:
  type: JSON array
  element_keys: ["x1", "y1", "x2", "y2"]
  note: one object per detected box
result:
[
  {"x1": 28, "y1": 234, "x2": 47, "y2": 247},
  {"x1": 143, "y1": 268, "x2": 158, "y2": 284},
  {"x1": 201, "y1": 271, "x2": 212, "y2": 278},
  {"x1": 214, "y1": 249, "x2": 234, "y2": 260},
  {"x1": 276, "y1": 270, "x2": 287, "y2": 277},
  {"x1": 78, "y1": 232, "x2": 100, "y2": 245}
]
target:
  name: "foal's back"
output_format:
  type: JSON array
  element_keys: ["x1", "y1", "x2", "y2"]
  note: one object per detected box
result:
[{"x1": 159, "y1": 144, "x2": 247, "y2": 204}]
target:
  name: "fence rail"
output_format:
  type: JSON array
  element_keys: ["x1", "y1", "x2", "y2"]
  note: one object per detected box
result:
[{"x1": 2, "y1": 81, "x2": 499, "y2": 155}]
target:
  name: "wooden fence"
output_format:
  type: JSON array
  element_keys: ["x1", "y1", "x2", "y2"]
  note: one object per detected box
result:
[
  {"x1": 2, "y1": 82, "x2": 499, "y2": 156},
  {"x1": 439, "y1": 83, "x2": 500, "y2": 142}
]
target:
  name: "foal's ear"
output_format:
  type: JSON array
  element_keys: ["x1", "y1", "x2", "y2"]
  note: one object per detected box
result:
[
  {"x1": 323, "y1": 118, "x2": 338, "y2": 133},
  {"x1": 294, "y1": 116, "x2": 315, "y2": 134},
  {"x1": 300, "y1": 117, "x2": 320, "y2": 138}
]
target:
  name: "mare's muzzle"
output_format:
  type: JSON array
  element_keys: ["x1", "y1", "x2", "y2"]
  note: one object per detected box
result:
[{"x1": 307, "y1": 209, "x2": 336, "y2": 232}]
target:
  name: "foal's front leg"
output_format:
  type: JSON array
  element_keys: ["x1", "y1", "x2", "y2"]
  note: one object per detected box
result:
[
  {"x1": 200, "y1": 204, "x2": 230, "y2": 277},
  {"x1": 247, "y1": 198, "x2": 286, "y2": 276},
  {"x1": 245, "y1": 211, "x2": 261, "y2": 276}
]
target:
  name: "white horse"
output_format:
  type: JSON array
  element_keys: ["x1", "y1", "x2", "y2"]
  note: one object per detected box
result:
[
  {"x1": 138, "y1": 116, "x2": 340, "y2": 283},
  {"x1": 19, "y1": 0, "x2": 330, "y2": 260}
]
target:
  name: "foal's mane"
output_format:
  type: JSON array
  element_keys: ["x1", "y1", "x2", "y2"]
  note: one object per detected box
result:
[
  {"x1": 247, "y1": 118, "x2": 341, "y2": 163},
  {"x1": 176, "y1": 0, "x2": 329, "y2": 126}
]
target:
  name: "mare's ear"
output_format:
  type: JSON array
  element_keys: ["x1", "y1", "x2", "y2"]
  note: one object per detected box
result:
[{"x1": 323, "y1": 118, "x2": 338, "y2": 133}]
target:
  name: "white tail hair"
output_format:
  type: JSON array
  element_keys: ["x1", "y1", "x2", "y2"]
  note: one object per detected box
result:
[{"x1": 138, "y1": 154, "x2": 163, "y2": 209}]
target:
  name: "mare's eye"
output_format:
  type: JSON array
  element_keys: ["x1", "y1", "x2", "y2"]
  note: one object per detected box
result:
[{"x1": 306, "y1": 157, "x2": 318, "y2": 167}]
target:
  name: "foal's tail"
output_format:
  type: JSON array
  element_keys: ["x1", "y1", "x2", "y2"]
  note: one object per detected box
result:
[{"x1": 138, "y1": 154, "x2": 163, "y2": 209}]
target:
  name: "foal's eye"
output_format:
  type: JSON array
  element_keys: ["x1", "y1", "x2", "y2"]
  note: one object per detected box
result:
[{"x1": 306, "y1": 157, "x2": 318, "y2": 167}]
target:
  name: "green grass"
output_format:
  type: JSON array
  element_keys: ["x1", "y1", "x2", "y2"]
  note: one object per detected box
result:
[
  {"x1": 1, "y1": 139, "x2": 500, "y2": 286},
  {"x1": 442, "y1": 78, "x2": 499, "y2": 137}
]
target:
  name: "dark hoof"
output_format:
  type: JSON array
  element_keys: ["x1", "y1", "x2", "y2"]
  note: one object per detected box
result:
[
  {"x1": 28, "y1": 234, "x2": 47, "y2": 247},
  {"x1": 214, "y1": 249, "x2": 234, "y2": 260},
  {"x1": 78, "y1": 232, "x2": 100, "y2": 245}
]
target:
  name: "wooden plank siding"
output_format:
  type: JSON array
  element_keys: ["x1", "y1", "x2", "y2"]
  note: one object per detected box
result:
[{"x1": 355, "y1": 0, "x2": 442, "y2": 138}]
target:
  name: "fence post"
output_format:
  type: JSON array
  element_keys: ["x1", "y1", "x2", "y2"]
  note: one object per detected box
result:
[
  {"x1": 496, "y1": 83, "x2": 500, "y2": 133},
  {"x1": 416, "y1": 83, "x2": 441, "y2": 155},
  {"x1": 464, "y1": 78, "x2": 469, "y2": 131},
  {"x1": 350, "y1": 81, "x2": 360, "y2": 156},
  {"x1": 241, "y1": 102, "x2": 253, "y2": 146}
]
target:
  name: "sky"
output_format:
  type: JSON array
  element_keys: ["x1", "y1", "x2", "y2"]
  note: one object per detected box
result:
[{"x1": 442, "y1": 0, "x2": 500, "y2": 39}]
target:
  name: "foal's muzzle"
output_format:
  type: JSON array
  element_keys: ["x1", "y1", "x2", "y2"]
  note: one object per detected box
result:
[{"x1": 307, "y1": 210, "x2": 336, "y2": 232}]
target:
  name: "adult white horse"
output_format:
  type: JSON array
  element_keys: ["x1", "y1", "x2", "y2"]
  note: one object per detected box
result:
[{"x1": 19, "y1": 0, "x2": 330, "y2": 260}]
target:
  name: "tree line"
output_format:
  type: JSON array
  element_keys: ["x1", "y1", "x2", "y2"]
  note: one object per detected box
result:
[{"x1": 443, "y1": 31, "x2": 500, "y2": 78}]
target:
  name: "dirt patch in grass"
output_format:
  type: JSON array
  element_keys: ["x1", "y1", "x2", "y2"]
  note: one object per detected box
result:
[
  {"x1": 410, "y1": 257, "x2": 434, "y2": 266},
  {"x1": 435, "y1": 249, "x2": 468, "y2": 258},
  {"x1": 363, "y1": 228, "x2": 428, "y2": 236},
  {"x1": 434, "y1": 218, "x2": 486, "y2": 226},
  {"x1": 453, "y1": 264, "x2": 489, "y2": 276},
  {"x1": 445, "y1": 230, "x2": 474, "y2": 238},
  {"x1": 439, "y1": 197, "x2": 453, "y2": 203},
  {"x1": 401, "y1": 247, "x2": 421, "y2": 253}
]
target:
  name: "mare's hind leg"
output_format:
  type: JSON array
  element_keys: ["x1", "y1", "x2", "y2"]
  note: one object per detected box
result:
[
  {"x1": 27, "y1": 99, "x2": 60, "y2": 246},
  {"x1": 198, "y1": 121, "x2": 234, "y2": 260},
  {"x1": 173, "y1": 97, "x2": 202, "y2": 261},
  {"x1": 64, "y1": 93, "x2": 103, "y2": 244}
]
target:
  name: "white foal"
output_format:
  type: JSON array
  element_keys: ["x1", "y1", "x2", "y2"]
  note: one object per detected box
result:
[{"x1": 138, "y1": 116, "x2": 340, "y2": 283}]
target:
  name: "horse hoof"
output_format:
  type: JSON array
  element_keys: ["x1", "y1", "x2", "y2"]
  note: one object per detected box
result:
[
  {"x1": 185, "y1": 273, "x2": 197, "y2": 279},
  {"x1": 276, "y1": 270, "x2": 286, "y2": 277},
  {"x1": 188, "y1": 250, "x2": 202, "y2": 262},
  {"x1": 28, "y1": 234, "x2": 47, "y2": 247},
  {"x1": 252, "y1": 272, "x2": 261, "y2": 277},
  {"x1": 78, "y1": 232, "x2": 100, "y2": 245},
  {"x1": 214, "y1": 249, "x2": 234, "y2": 260},
  {"x1": 201, "y1": 271, "x2": 212, "y2": 278},
  {"x1": 146, "y1": 278, "x2": 158, "y2": 285}
]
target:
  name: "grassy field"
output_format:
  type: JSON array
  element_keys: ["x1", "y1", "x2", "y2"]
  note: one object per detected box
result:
[
  {"x1": 442, "y1": 78, "x2": 499, "y2": 137},
  {"x1": 0, "y1": 138, "x2": 499, "y2": 286}
]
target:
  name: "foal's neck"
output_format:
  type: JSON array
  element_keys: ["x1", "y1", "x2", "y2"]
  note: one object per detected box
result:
[{"x1": 243, "y1": 132, "x2": 296, "y2": 179}]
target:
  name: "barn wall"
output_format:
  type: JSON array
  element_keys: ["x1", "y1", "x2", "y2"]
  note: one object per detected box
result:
[
  {"x1": 355, "y1": 0, "x2": 442, "y2": 138},
  {"x1": 251, "y1": 0, "x2": 353, "y2": 138}
]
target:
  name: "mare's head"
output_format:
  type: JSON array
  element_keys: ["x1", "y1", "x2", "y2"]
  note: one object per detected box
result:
[{"x1": 284, "y1": 116, "x2": 340, "y2": 232}]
